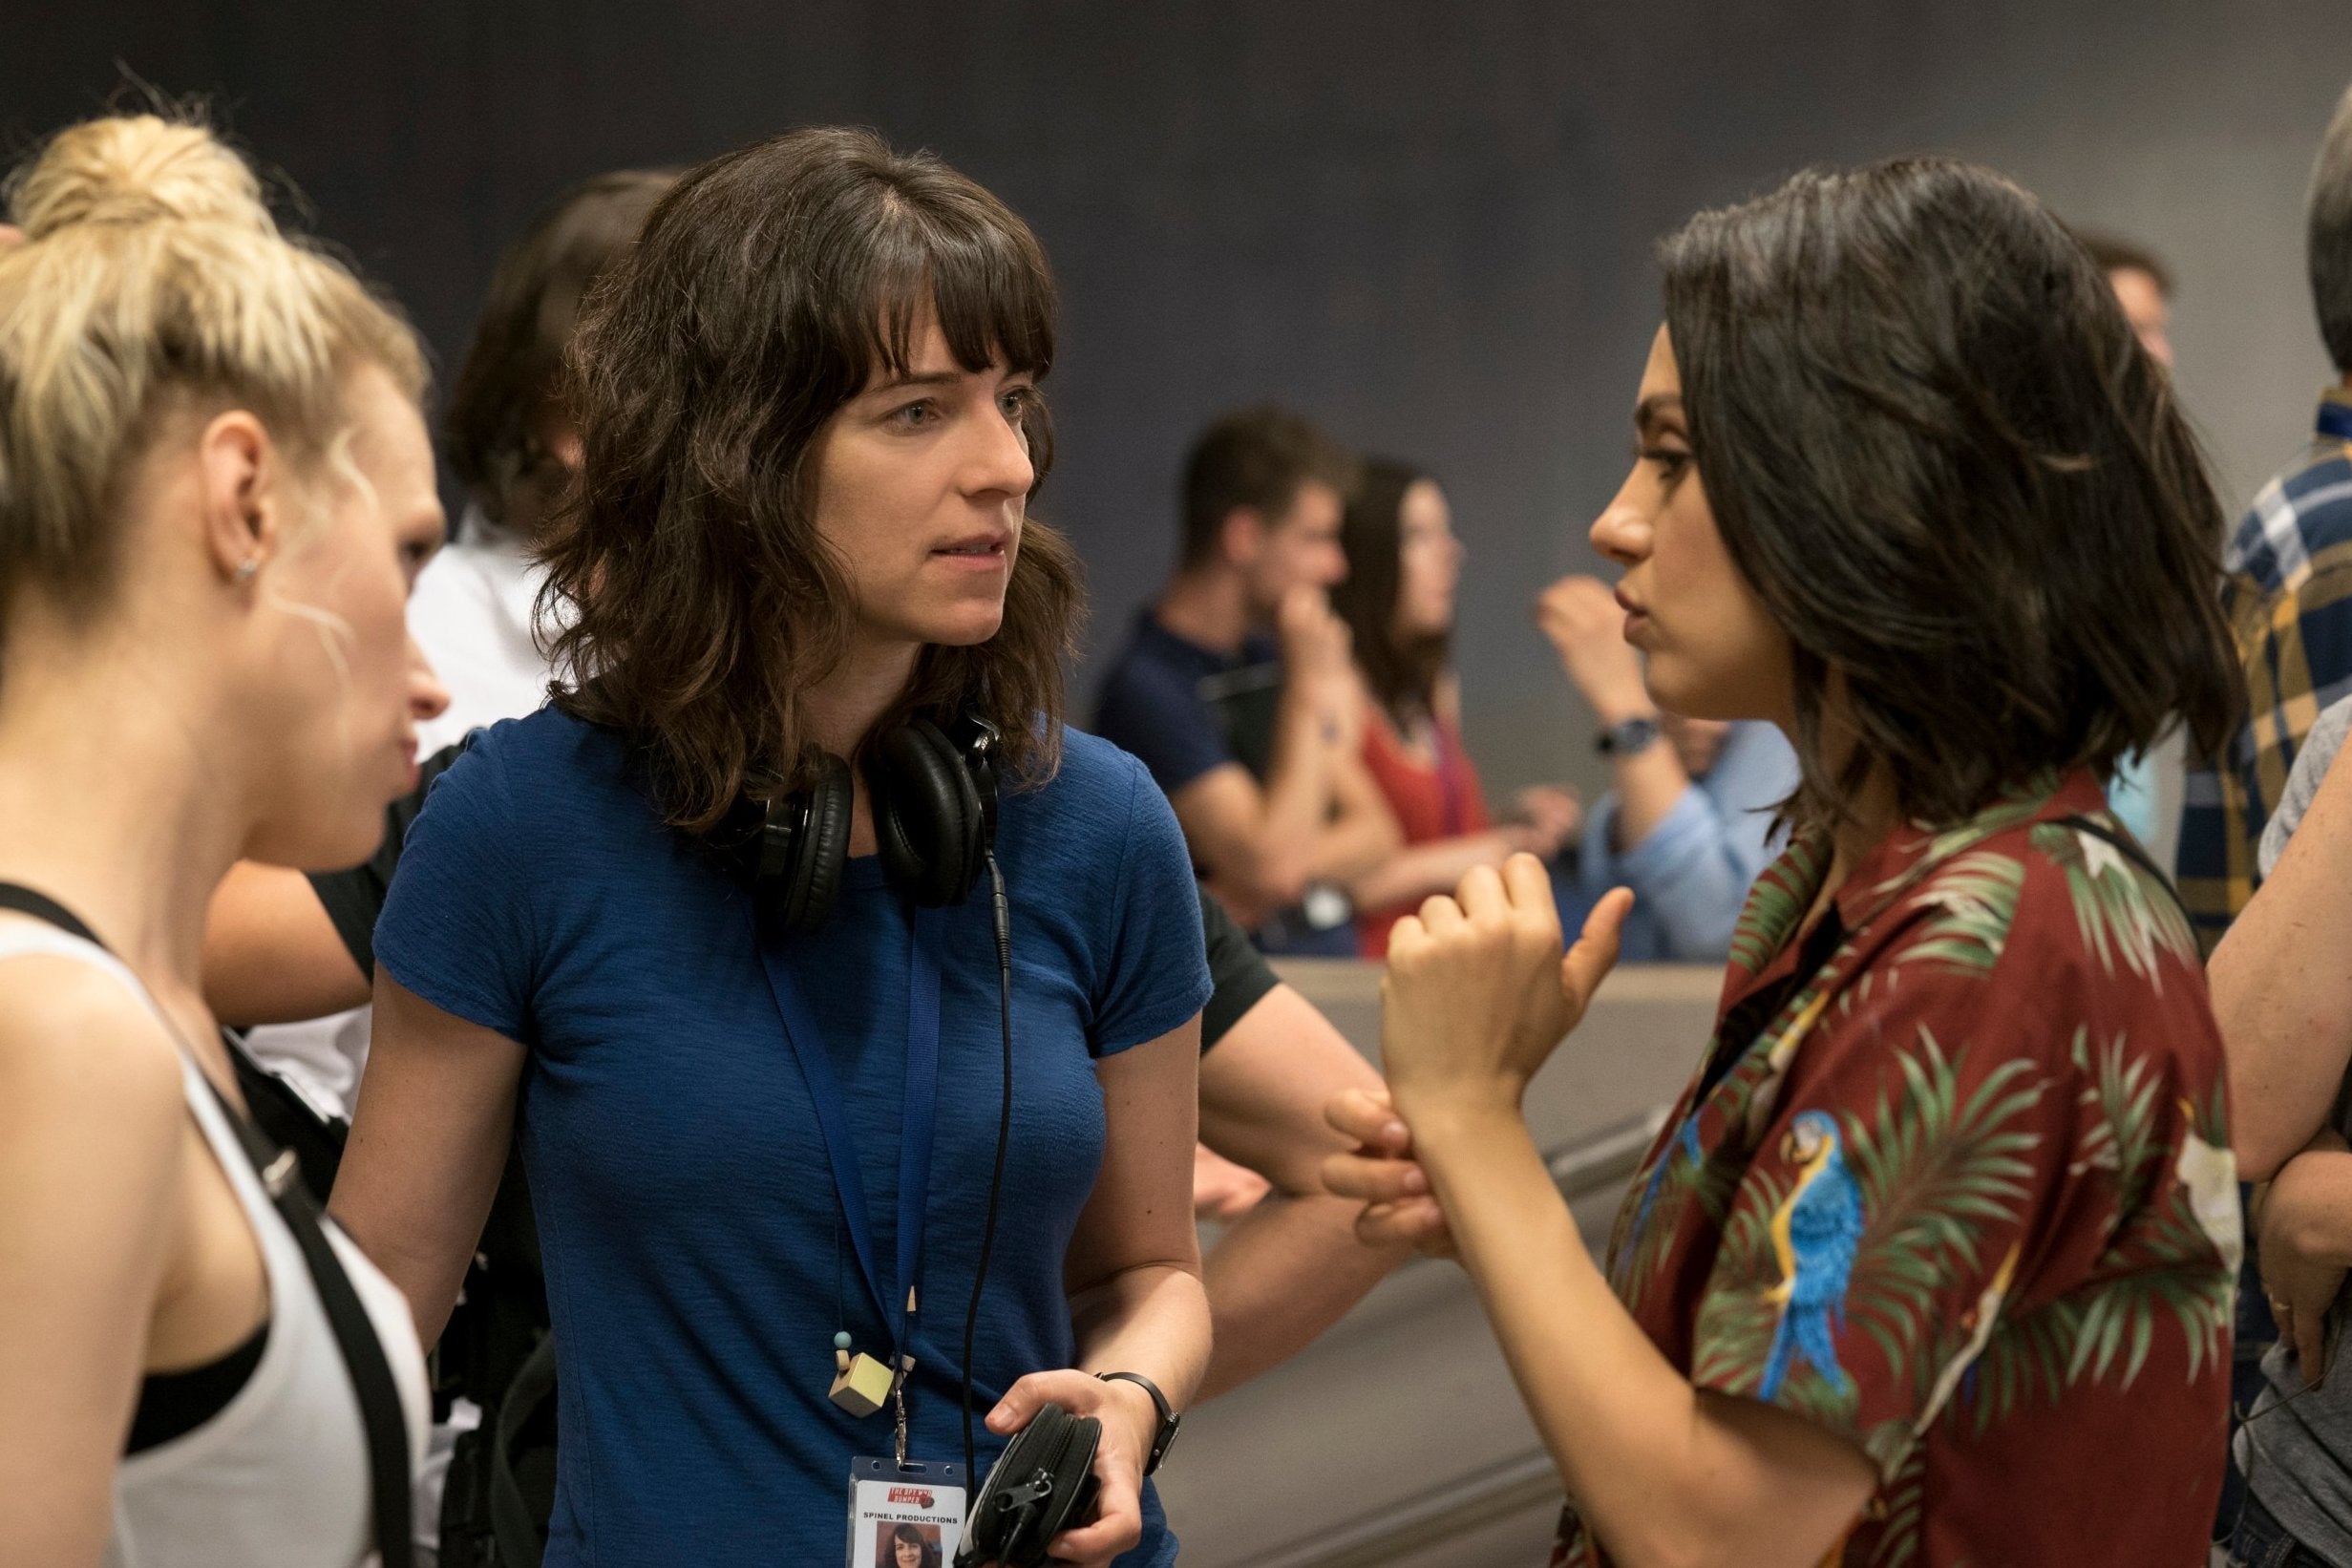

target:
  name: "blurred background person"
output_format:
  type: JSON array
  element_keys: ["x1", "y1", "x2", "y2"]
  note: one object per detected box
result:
[
  {"x1": 230, "y1": 167, "x2": 675, "y2": 1128},
  {"x1": 1330, "y1": 458, "x2": 1579, "y2": 958},
  {"x1": 425, "y1": 166, "x2": 675, "y2": 745},
  {"x1": 1536, "y1": 573, "x2": 1797, "y2": 962},
  {"x1": 1093, "y1": 407, "x2": 1398, "y2": 955},
  {"x1": 2082, "y1": 228, "x2": 2176, "y2": 369}
]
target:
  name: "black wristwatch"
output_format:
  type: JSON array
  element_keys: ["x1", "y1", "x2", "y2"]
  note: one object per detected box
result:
[
  {"x1": 1097, "y1": 1371, "x2": 1181, "y2": 1475},
  {"x1": 1596, "y1": 713, "x2": 1662, "y2": 758}
]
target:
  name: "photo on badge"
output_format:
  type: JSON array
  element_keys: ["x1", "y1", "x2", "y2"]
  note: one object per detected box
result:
[
  {"x1": 874, "y1": 1519, "x2": 944, "y2": 1567},
  {"x1": 849, "y1": 1455, "x2": 964, "y2": 1568}
]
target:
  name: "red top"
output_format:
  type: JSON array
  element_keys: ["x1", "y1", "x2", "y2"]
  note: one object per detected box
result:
[
  {"x1": 1551, "y1": 770, "x2": 2235, "y2": 1567},
  {"x1": 1357, "y1": 706, "x2": 1491, "y2": 958}
]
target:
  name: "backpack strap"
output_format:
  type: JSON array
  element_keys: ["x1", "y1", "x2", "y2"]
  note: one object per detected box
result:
[
  {"x1": 489, "y1": 1334, "x2": 559, "y2": 1568},
  {"x1": 0, "y1": 881, "x2": 414, "y2": 1568}
]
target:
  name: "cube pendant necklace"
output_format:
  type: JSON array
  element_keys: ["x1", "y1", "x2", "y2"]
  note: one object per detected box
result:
[{"x1": 830, "y1": 1330, "x2": 896, "y2": 1417}]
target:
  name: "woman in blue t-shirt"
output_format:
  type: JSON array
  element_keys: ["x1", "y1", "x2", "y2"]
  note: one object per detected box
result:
[{"x1": 329, "y1": 128, "x2": 1212, "y2": 1568}]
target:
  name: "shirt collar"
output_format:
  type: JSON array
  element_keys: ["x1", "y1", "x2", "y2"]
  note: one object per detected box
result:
[
  {"x1": 1139, "y1": 606, "x2": 1277, "y2": 670},
  {"x1": 2320, "y1": 385, "x2": 2352, "y2": 448},
  {"x1": 1743, "y1": 768, "x2": 2108, "y2": 978}
]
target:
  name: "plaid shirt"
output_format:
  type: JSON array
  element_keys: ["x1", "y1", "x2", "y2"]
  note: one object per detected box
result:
[{"x1": 2177, "y1": 387, "x2": 2352, "y2": 952}]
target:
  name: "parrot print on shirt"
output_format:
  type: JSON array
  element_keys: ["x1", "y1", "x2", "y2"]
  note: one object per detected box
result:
[{"x1": 1759, "y1": 1110, "x2": 1864, "y2": 1400}]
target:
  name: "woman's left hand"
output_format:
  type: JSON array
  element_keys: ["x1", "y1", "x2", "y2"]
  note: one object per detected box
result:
[
  {"x1": 1506, "y1": 785, "x2": 1582, "y2": 860},
  {"x1": 1380, "y1": 858, "x2": 1631, "y2": 1125},
  {"x1": 2260, "y1": 1134, "x2": 2352, "y2": 1384},
  {"x1": 984, "y1": 1367, "x2": 1162, "y2": 1566}
]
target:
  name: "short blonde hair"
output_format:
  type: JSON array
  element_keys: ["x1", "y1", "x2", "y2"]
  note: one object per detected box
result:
[{"x1": 0, "y1": 114, "x2": 426, "y2": 616}]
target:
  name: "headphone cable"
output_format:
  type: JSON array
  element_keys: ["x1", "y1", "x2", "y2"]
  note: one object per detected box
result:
[{"x1": 962, "y1": 850, "x2": 1015, "y2": 1489}]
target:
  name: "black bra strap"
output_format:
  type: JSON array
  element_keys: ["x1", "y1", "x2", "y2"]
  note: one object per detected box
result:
[
  {"x1": 0, "y1": 881, "x2": 413, "y2": 1568},
  {"x1": 0, "y1": 882, "x2": 101, "y2": 943}
]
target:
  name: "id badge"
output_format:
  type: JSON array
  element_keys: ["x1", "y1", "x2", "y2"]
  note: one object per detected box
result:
[{"x1": 848, "y1": 1455, "x2": 966, "y2": 1568}]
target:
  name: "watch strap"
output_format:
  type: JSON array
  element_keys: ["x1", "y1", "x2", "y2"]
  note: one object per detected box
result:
[
  {"x1": 1096, "y1": 1370, "x2": 1180, "y2": 1475},
  {"x1": 1596, "y1": 714, "x2": 1662, "y2": 758}
]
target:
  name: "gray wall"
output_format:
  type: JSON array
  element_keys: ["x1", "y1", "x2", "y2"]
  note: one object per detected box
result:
[{"x1": 7, "y1": 2, "x2": 2347, "y2": 798}]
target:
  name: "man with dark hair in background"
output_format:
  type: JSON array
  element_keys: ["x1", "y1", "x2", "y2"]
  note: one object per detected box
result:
[
  {"x1": 2174, "y1": 79, "x2": 2352, "y2": 1559},
  {"x1": 2081, "y1": 228, "x2": 2176, "y2": 369},
  {"x1": 1094, "y1": 406, "x2": 1399, "y2": 955}
]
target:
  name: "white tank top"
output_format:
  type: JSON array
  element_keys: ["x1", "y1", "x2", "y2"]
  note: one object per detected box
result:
[{"x1": 0, "y1": 926, "x2": 430, "y2": 1568}]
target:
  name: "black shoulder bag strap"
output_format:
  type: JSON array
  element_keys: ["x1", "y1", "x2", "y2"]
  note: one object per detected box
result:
[{"x1": 0, "y1": 882, "x2": 414, "y2": 1568}]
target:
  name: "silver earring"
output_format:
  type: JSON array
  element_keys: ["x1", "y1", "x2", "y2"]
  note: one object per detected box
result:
[{"x1": 234, "y1": 556, "x2": 260, "y2": 583}]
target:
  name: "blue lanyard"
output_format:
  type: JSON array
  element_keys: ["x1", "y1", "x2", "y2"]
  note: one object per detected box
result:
[
  {"x1": 756, "y1": 901, "x2": 944, "y2": 1370},
  {"x1": 2320, "y1": 400, "x2": 2352, "y2": 443}
]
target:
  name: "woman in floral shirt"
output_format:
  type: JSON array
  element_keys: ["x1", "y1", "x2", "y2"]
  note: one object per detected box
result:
[{"x1": 1327, "y1": 158, "x2": 2244, "y2": 1567}]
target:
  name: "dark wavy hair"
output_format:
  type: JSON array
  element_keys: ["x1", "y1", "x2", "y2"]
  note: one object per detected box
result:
[
  {"x1": 542, "y1": 126, "x2": 1081, "y2": 833},
  {"x1": 1657, "y1": 158, "x2": 2238, "y2": 833},
  {"x1": 1333, "y1": 457, "x2": 1449, "y2": 726}
]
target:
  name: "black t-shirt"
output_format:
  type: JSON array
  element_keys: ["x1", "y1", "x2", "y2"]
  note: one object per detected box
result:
[
  {"x1": 308, "y1": 742, "x2": 1281, "y2": 1051},
  {"x1": 307, "y1": 741, "x2": 466, "y2": 984}
]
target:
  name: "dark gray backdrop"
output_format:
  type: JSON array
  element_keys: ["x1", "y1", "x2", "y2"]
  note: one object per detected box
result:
[{"x1": 8, "y1": 1, "x2": 2347, "y2": 797}]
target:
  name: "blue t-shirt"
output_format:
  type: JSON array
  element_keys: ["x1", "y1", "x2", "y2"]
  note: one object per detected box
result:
[{"x1": 374, "y1": 709, "x2": 1211, "y2": 1567}]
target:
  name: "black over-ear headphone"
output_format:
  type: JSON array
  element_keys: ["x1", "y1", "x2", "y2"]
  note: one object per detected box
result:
[{"x1": 743, "y1": 714, "x2": 1000, "y2": 935}]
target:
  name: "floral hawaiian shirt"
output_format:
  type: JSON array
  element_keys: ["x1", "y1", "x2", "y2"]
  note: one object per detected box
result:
[{"x1": 1553, "y1": 771, "x2": 2239, "y2": 1567}]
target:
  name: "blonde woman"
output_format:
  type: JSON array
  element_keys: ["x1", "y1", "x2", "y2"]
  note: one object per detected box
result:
[{"x1": 0, "y1": 117, "x2": 446, "y2": 1566}]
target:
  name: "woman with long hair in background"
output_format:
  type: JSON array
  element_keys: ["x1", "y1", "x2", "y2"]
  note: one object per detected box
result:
[{"x1": 1332, "y1": 459, "x2": 1579, "y2": 958}]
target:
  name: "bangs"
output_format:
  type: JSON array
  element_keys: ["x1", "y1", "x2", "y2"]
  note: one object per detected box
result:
[{"x1": 858, "y1": 201, "x2": 1056, "y2": 385}]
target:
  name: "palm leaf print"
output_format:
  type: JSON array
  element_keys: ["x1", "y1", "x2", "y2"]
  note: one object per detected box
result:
[
  {"x1": 1609, "y1": 1127, "x2": 1741, "y2": 1315},
  {"x1": 1839, "y1": 1032, "x2": 2043, "y2": 1399},
  {"x1": 1949, "y1": 1038, "x2": 2234, "y2": 1430},
  {"x1": 1906, "y1": 776, "x2": 2057, "y2": 876},
  {"x1": 1964, "y1": 1294, "x2": 2081, "y2": 1434},
  {"x1": 1894, "y1": 851, "x2": 2025, "y2": 977},
  {"x1": 1868, "y1": 1434, "x2": 1929, "y2": 1567},
  {"x1": 2068, "y1": 1232, "x2": 2228, "y2": 1388},
  {"x1": 1730, "y1": 835, "x2": 1827, "y2": 979},
  {"x1": 2069, "y1": 1028, "x2": 2161, "y2": 1208},
  {"x1": 2028, "y1": 822, "x2": 2196, "y2": 988}
]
